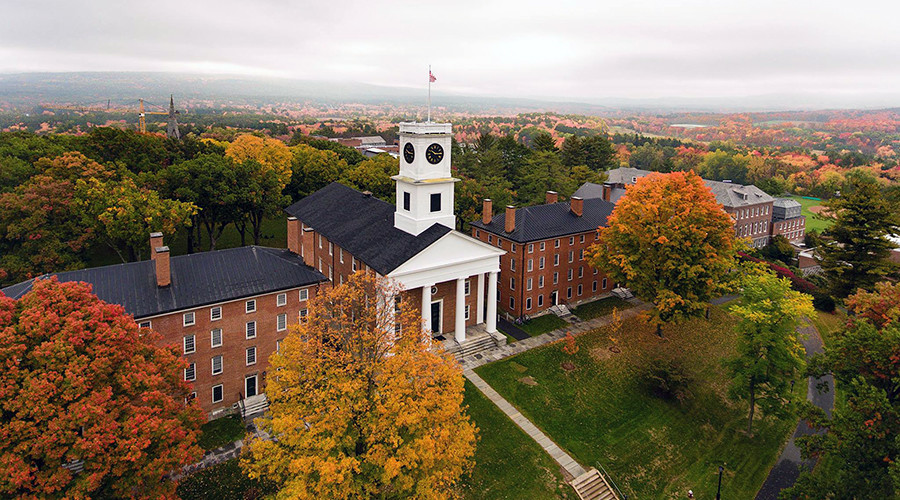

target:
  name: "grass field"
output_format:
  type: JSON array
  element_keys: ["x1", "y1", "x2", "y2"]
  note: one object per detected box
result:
[
  {"x1": 197, "y1": 414, "x2": 245, "y2": 452},
  {"x1": 459, "y1": 381, "x2": 577, "y2": 500},
  {"x1": 572, "y1": 296, "x2": 631, "y2": 321},
  {"x1": 476, "y1": 307, "x2": 799, "y2": 499},
  {"x1": 783, "y1": 195, "x2": 833, "y2": 233},
  {"x1": 520, "y1": 314, "x2": 568, "y2": 337},
  {"x1": 809, "y1": 310, "x2": 846, "y2": 347}
]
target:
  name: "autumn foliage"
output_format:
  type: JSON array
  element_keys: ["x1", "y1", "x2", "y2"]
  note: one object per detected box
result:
[
  {"x1": 846, "y1": 281, "x2": 900, "y2": 330},
  {"x1": 589, "y1": 170, "x2": 735, "y2": 334},
  {"x1": 241, "y1": 272, "x2": 476, "y2": 499},
  {"x1": 0, "y1": 278, "x2": 203, "y2": 499}
]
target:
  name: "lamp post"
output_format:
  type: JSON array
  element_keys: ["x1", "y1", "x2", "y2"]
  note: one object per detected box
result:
[{"x1": 716, "y1": 465, "x2": 724, "y2": 500}]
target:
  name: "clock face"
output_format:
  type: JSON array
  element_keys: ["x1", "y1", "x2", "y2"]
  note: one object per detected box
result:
[
  {"x1": 425, "y1": 143, "x2": 444, "y2": 164},
  {"x1": 403, "y1": 142, "x2": 415, "y2": 164}
]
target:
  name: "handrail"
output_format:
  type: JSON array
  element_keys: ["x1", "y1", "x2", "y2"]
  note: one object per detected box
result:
[{"x1": 595, "y1": 461, "x2": 627, "y2": 500}]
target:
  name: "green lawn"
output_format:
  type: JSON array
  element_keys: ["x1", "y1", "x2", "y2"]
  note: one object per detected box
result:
[
  {"x1": 476, "y1": 308, "x2": 799, "y2": 499},
  {"x1": 176, "y1": 458, "x2": 276, "y2": 500},
  {"x1": 783, "y1": 195, "x2": 833, "y2": 233},
  {"x1": 460, "y1": 380, "x2": 577, "y2": 500},
  {"x1": 571, "y1": 296, "x2": 631, "y2": 321},
  {"x1": 198, "y1": 414, "x2": 246, "y2": 452},
  {"x1": 810, "y1": 310, "x2": 846, "y2": 347},
  {"x1": 520, "y1": 314, "x2": 568, "y2": 337}
]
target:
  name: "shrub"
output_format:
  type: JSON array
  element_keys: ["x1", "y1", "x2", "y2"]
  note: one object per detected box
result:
[{"x1": 812, "y1": 292, "x2": 836, "y2": 312}]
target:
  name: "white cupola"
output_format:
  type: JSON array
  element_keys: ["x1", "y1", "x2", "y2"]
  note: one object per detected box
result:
[{"x1": 392, "y1": 121, "x2": 458, "y2": 235}]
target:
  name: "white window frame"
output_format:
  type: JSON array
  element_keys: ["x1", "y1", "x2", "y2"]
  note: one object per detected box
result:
[
  {"x1": 138, "y1": 320, "x2": 151, "y2": 329},
  {"x1": 277, "y1": 313, "x2": 287, "y2": 332},
  {"x1": 210, "y1": 306, "x2": 222, "y2": 321},
  {"x1": 527, "y1": 278, "x2": 533, "y2": 291},
  {"x1": 245, "y1": 321, "x2": 256, "y2": 339},
  {"x1": 211, "y1": 355, "x2": 223, "y2": 375},
  {"x1": 183, "y1": 335, "x2": 195, "y2": 355},
  {"x1": 464, "y1": 280, "x2": 470, "y2": 296},
  {"x1": 299, "y1": 288, "x2": 309, "y2": 301},
  {"x1": 464, "y1": 305, "x2": 470, "y2": 321},
  {"x1": 277, "y1": 293, "x2": 287, "y2": 307},
  {"x1": 246, "y1": 346, "x2": 257, "y2": 366},
  {"x1": 540, "y1": 242, "x2": 545, "y2": 251},
  {"x1": 183, "y1": 312, "x2": 195, "y2": 327},
  {"x1": 245, "y1": 300, "x2": 256, "y2": 313},
  {"x1": 211, "y1": 328, "x2": 223, "y2": 348},
  {"x1": 184, "y1": 363, "x2": 196, "y2": 381},
  {"x1": 299, "y1": 309, "x2": 309, "y2": 322},
  {"x1": 212, "y1": 384, "x2": 223, "y2": 403},
  {"x1": 510, "y1": 277, "x2": 516, "y2": 290},
  {"x1": 526, "y1": 297, "x2": 532, "y2": 310}
]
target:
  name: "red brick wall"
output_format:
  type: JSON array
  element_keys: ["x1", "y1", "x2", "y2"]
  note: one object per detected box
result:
[
  {"x1": 772, "y1": 216, "x2": 806, "y2": 242},
  {"x1": 139, "y1": 284, "x2": 318, "y2": 417},
  {"x1": 727, "y1": 201, "x2": 774, "y2": 247}
]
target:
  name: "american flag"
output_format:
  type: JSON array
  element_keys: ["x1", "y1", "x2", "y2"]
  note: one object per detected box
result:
[{"x1": 429, "y1": 70, "x2": 436, "y2": 83}]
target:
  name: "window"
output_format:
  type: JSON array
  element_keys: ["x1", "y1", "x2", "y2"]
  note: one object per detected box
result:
[
  {"x1": 464, "y1": 305, "x2": 470, "y2": 320},
  {"x1": 184, "y1": 363, "x2": 196, "y2": 381},
  {"x1": 602, "y1": 278, "x2": 608, "y2": 289},
  {"x1": 299, "y1": 289, "x2": 308, "y2": 301},
  {"x1": 276, "y1": 339, "x2": 282, "y2": 353},
  {"x1": 497, "y1": 239, "x2": 502, "y2": 249},
  {"x1": 403, "y1": 191, "x2": 411, "y2": 211},
  {"x1": 528, "y1": 244, "x2": 534, "y2": 253},
  {"x1": 580, "y1": 234, "x2": 585, "y2": 243},
  {"x1": 510, "y1": 258, "x2": 516, "y2": 271},
  {"x1": 526, "y1": 297, "x2": 532, "y2": 310},
  {"x1": 553, "y1": 272, "x2": 559, "y2": 285},
  {"x1": 246, "y1": 321, "x2": 256, "y2": 339},
  {"x1": 554, "y1": 254, "x2": 559, "y2": 266},
  {"x1": 464, "y1": 280, "x2": 471, "y2": 296},
  {"x1": 578, "y1": 284, "x2": 583, "y2": 296},
  {"x1": 211, "y1": 355, "x2": 223, "y2": 375},
  {"x1": 539, "y1": 276, "x2": 544, "y2": 288},
  {"x1": 567, "y1": 287, "x2": 572, "y2": 299},
  {"x1": 537, "y1": 295, "x2": 544, "y2": 307},
  {"x1": 488, "y1": 234, "x2": 493, "y2": 243},
  {"x1": 212, "y1": 384, "x2": 223, "y2": 403},
  {"x1": 211, "y1": 328, "x2": 222, "y2": 348},
  {"x1": 510, "y1": 277, "x2": 516, "y2": 290},
  {"x1": 540, "y1": 242, "x2": 545, "y2": 251},
  {"x1": 570, "y1": 236, "x2": 575, "y2": 245},
  {"x1": 511, "y1": 243, "x2": 516, "y2": 253},
  {"x1": 210, "y1": 306, "x2": 222, "y2": 321},
  {"x1": 299, "y1": 309, "x2": 308, "y2": 322},
  {"x1": 579, "y1": 267, "x2": 584, "y2": 278},
  {"x1": 527, "y1": 259, "x2": 533, "y2": 272},
  {"x1": 277, "y1": 313, "x2": 287, "y2": 331},
  {"x1": 328, "y1": 241, "x2": 333, "y2": 256},
  {"x1": 183, "y1": 312, "x2": 195, "y2": 327},
  {"x1": 592, "y1": 281, "x2": 597, "y2": 292},
  {"x1": 568, "y1": 269, "x2": 574, "y2": 281},
  {"x1": 246, "y1": 347, "x2": 257, "y2": 366},
  {"x1": 430, "y1": 193, "x2": 441, "y2": 212},
  {"x1": 509, "y1": 297, "x2": 515, "y2": 309},
  {"x1": 352, "y1": 258, "x2": 357, "y2": 272},
  {"x1": 277, "y1": 293, "x2": 287, "y2": 307},
  {"x1": 183, "y1": 335, "x2": 195, "y2": 354},
  {"x1": 569, "y1": 251, "x2": 574, "y2": 263},
  {"x1": 138, "y1": 320, "x2": 151, "y2": 329},
  {"x1": 475, "y1": 229, "x2": 480, "y2": 238},
  {"x1": 246, "y1": 300, "x2": 256, "y2": 313},
  {"x1": 555, "y1": 239, "x2": 560, "y2": 248},
  {"x1": 527, "y1": 278, "x2": 533, "y2": 291},
  {"x1": 539, "y1": 257, "x2": 545, "y2": 269}
]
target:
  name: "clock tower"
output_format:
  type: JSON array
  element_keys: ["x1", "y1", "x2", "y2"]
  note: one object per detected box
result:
[{"x1": 393, "y1": 121, "x2": 458, "y2": 235}]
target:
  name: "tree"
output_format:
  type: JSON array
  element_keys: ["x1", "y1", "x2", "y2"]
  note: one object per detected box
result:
[
  {"x1": 518, "y1": 151, "x2": 575, "y2": 205},
  {"x1": 726, "y1": 266, "x2": 813, "y2": 435},
  {"x1": 588, "y1": 171, "x2": 736, "y2": 335},
  {"x1": 762, "y1": 234, "x2": 795, "y2": 264},
  {"x1": 846, "y1": 281, "x2": 900, "y2": 330},
  {"x1": 286, "y1": 144, "x2": 349, "y2": 201},
  {"x1": 225, "y1": 134, "x2": 293, "y2": 181},
  {"x1": 531, "y1": 131, "x2": 558, "y2": 152},
  {"x1": 76, "y1": 176, "x2": 197, "y2": 262},
  {"x1": 233, "y1": 159, "x2": 290, "y2": 246},
  {"x1": 819, "y1": 177, "x2": 899, "y2": 298},
  {"x1": 561, "y1": 135, "x2": 615, "y2": 172},
  {"x1": 340, "y1": 153, "x2": 397, "y2": 201},
  {"x1": 0, "y1": 278, "x2": 203, "y2": 498},
  {"x1": 241, "y1": 273, "x2": 476, "y2": 499}
]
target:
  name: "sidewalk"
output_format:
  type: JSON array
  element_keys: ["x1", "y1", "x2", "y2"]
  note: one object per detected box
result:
[{"x1": 458, "y1": 298, "x2": 650, "y2": 370}]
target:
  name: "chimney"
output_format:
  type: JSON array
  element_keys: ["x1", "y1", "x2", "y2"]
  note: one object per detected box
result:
[
  {"x1": 287, "y1": 217, "x2": 300, "y2": 255},
  {"x1": 545, "y1": 191, "x2": 558, "y2": 204},
  {"x1": 150, "y1": 232, "x2": 163, "y2": 260},
  {"x1": 602, "y1": 183, "x2": 612, "y2": 202},
  {"x1": 482, "y1": 199, "x2": 493, "y2": 225},
  {"x1": 155, "y1": 246, "x2": 171, "y2": 287},
  {"x1": 570, "y1": 197, "x2": 584, "y2": 217},
  {"x1": 505, "y1": 206, "x2": 516, "y2": 233},
  {"x1": 301, "y1": 227, "x2": 315, "y2": 267}
]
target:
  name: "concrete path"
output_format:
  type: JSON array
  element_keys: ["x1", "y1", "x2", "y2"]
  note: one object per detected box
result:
[
  {"x1": 458, "y1": 299, "x2": 650, "y2": 371},
  {"x1": 755, "y1": 322, "x2": 834, "y2": 500},
  {"x1": 464, "y1": 369, "x2": 587, "y2": 479}
]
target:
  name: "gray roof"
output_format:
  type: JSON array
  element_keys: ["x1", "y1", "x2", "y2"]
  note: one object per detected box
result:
[
  {"x1": 352, "y1": 136, "x2": 386, "y2": 145},
  {"x1": 470, "y1": 199, "x2": 615, "y2": 243},
  {"x1": 284, "y1": 182, "x2": 451, "y2": 275},
  {"x1": 598, "y1": 168, "x2": 774, "y2": 208},
  {"x1": 572, "y1": 182, "x2": 606, "y2": 200},
  {"x1": 773, "y1": 198, "x2": 802, "y2": 209},
  {"x1": 0, "y1": 246, "x2": 327, "y2": 319}
]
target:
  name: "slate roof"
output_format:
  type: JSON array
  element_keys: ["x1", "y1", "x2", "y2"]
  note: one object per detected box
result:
[
  {"x1": 606, "y1": 167, "x2": 653, "y2": 185},
  {"x1": 284, "y1": 182, "x2": 452, "y2": 275},
  {"x1": 773, "y1": 198, "x2": 802, "y2": 209},
  {"x1": 470, "y1": 199, "x2": 615, "y2": 243},
  {"x1": 572, "y1": 182, "x2": 606, "y2": 200},
  {"x1": 0, "y1": 246, "x2": 327, "y2": 319},
  {"x1": 592, "y1": 168, "x2": 775, "y2": 208}
]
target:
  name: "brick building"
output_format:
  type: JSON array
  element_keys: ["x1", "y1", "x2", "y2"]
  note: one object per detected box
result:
[
  {"x1": 575, "y1": 167, "x2": 807, "y2": 248},
  {"x1": 0, "y1": 239, "x2": 327, "y2": 418},
  {"x1": 469, "y1": 191, "x2": 618, "y2": 319}
]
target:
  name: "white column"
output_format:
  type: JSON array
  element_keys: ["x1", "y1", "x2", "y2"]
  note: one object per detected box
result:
[
  {"x1": 486, "y1": 271, "x2": 498, "y2": 333},
  {"x1": 455, "y1": 278, "x2": 466, "y2": 343},
  {"x1": 421, "y1": 284, "x2": 432, "y2": 334},
  {"x1": 476, "y1": 272, "x2": 485, "y2": 325}
]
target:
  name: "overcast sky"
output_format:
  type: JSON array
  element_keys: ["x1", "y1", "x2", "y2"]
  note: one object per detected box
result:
[{"x1": 2, "y1": 0, "x2": 899, "y2": 103}]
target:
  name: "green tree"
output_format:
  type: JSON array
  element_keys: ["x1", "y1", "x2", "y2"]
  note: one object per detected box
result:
[
  {"x1": 531, "y1": 131, "x2": 558, "y2": 152},
  {"x1": 819, "y1": 176, "x2": 899, "y2": 298},
  {"x1": 340, "y1": 153, "x2": 398, "y2": 201},
  {"x1": 588, "y1": 171, "x2": 736, "y2": 335},
  {"x1": 727, "y1": 266, "x2": 813, "y2": 435},
  {"x1": 518, "y1": 151, "x2": 575, "y2": 205},
  {"x1": 561, "y1": 135, "x2": 615, "y2": 172},
  {"x1": 762, "y1": 234, "x2": 795, "y2": 264},
  {"x1": 233, "y1": 159, "x2": 291, "y2": 246},
  {"x1": 287, "y1": 144, "x2": 349, "y2": 201}
]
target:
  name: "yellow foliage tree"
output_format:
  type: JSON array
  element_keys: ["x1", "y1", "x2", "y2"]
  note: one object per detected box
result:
[
  {"x1": 241, "y1": 272, "x2": 477, "y2": 499},
  {"x1": 225, "y1": 134, "x2": 293, "y2": 184}
]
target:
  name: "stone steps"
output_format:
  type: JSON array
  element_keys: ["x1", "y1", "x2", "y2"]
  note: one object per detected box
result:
[
  {"x1": 446, "y1": 334, "x2": 501, "y2": 361},
  {"x1": 571, "y1": 468, "x2": 619, "y2": 500},
  {"x1": 241, "y1": 394, "x2": 269, "y2": 419}
]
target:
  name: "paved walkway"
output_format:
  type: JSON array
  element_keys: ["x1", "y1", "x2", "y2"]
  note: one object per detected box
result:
[
  {"x1": 497, "y1": 317, "x2": 530, "y2": 341},
  {"x1": 464, "y1": 369, "x2": 587, "y2": 479},
  {"x1": 458, "y1": 299, "x2": 650, "y2": 371},
  {"x1": 755, "y1": 322, "x2": 834, "y2": 500}
]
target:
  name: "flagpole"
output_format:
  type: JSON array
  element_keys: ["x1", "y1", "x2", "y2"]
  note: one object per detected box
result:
[{"x1": 427, "y1": 64, "x2": 432, "y2": 123}]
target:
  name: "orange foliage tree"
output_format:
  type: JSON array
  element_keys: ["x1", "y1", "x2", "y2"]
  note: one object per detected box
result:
[
  {"x1": 241, "y1": 272, "x2": 477, "y2": 499},
  {"x1": 846, "y1": 281, "x2": 900, "y2": 330},
  {"x1": 0, "y1": 278, "x2": 203, "y2": 499},
  {"x1": 588, "y1": 171, "x2": 736, "y2": 335}
]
